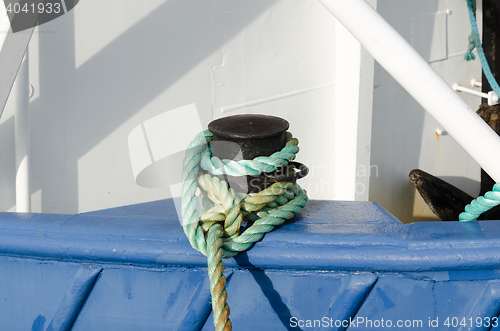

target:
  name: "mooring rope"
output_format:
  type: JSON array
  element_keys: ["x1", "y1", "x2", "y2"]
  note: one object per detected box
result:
[
  {"x1": 200, "y1": 131, "x2": 299, "y2": 176},
  {"x1": 459, "y1": 183, "x2": 500, "y2": 221},
  {"x1": 181, "y1": 130, "x2": 308, "y2": 330},
  {"x1": 458, "y1": 0, "x2": 500, "y2": 221},
  {"x1": 464, "y1": 0, "x2": 500, "y2": 98}
]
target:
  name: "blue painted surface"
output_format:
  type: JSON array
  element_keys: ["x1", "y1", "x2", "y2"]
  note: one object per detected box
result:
[
  {"x1": 0, "y1": 199, "x2": 499, "y2": 330},
  {"x1": 46, "y1": 265, "x2": 102, "y2": 331}
]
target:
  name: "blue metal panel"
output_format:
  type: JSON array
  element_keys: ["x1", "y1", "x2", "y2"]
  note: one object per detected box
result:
[
  {"x1": 72, "y1": 267, "x2": 210, "y2": 330},
  {"x1": 0, "y1": 257, "x2": 85, "y2": 330},
  {"x1": 46, "y1": 265, "x2": 102, "y2": 331},
  {"x1": 0, "y1": 199, "x2": 499, "y2": 329}
]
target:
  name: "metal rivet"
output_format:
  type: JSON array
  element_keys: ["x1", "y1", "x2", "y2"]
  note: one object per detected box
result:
[
  {"x1": 435, "y1": 129, "x2": 448, "y2": 136},
  {"x1": 29, "y1": 84, "x2": 34, "y2": 98}
]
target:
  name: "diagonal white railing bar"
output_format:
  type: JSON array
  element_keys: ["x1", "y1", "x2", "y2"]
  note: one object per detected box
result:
[
  {"x1": 0, "y1": 2, "x2": 37, "y2": 120},
  {"x1": 320, "y1": 0, "x2": 500, "y2": 183}
]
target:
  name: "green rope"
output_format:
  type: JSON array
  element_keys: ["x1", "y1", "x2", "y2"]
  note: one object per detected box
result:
[
  {"x1": 459, "y1": 183, "x2": 500, "y2": 221},
  {"x1": 181, "y1": 130, "x2": 308, "y2": 330},
  {"x1": 459, "y1": 0, "x2": 500, "y2": 221},
  {"x1": 464, "y1": 0, "x2": 500, "y2": 98},
  {"x1": 200, "y1": 132, "x2": 299, "y2": 176},
  {"x1": 464, "y1": 0, "x2": 477, "y2": 61},
  {"x1": 207, "y1": 223, "x2": 231, "y2": 331}
]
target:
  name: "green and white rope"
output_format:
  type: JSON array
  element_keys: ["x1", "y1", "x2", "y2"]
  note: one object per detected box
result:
[
  {"x1": 181, "y1": 130, "x2": 308, "y2": 330},
  {"x1": 200, "y1": 132, "x2": 299, "y2": 176},
  {"x1": 207, "y1": 223, "x2": 231, "y2": 331},
  {"x1": 459, "y1": 183, "x2": 500, "y2": 221}
]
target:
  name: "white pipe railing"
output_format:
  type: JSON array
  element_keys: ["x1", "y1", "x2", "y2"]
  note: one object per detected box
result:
[
  {"x1": 453, "y1": 83, "x2": 499, "y2": 106},
  {"x1": 14, "y1": 50, "x2": 30, "y2": 212},
  {"x1": 0, "y1": 2, "x2": 8, "y2": 53},
  {"x1": 320, "y1": 0, "x2": 500, "y2": 183},
  {"x1": 0, "y1": 3, "x2": 37, "y2": 120},
  {"x1": 453, "y1": 84, "x2": 489, "y2": 99}
]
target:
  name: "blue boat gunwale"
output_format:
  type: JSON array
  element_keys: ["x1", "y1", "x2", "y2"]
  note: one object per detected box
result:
[{"x1": 0, "y1": 199, "x2": 498, "y2": 272}]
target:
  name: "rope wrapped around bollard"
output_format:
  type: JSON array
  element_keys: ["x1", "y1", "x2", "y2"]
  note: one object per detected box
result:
[{"x1": 181, "y1": 129, "x2": 308, "y2": 331}]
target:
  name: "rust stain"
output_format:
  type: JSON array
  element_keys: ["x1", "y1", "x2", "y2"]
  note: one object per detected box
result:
[{"x1": 435, "y1": 130, "x2": 440, "y2": 152}]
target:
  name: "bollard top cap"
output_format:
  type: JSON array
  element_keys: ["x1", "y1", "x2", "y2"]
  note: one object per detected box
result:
[{"x1": 208, "y1": 114, "x2": 289, "y2": 140}]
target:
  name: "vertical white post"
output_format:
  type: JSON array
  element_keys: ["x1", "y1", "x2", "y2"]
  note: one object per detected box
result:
[
  {"x1": 332, "y1": 22, "x2": 361, "y2": 200},
  {"x1": 14, "y1": 49, "x2": 30, "y2": 212},
  {"x1": 319, "y1": 0, "x2": 500, "y2": 183}
]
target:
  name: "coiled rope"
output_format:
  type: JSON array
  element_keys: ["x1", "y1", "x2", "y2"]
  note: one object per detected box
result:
[
  {"x1": 459, "y1": 184, "x2": 500, "y2": 221},
  {"x1": 459, "y1": 0, "x2": 500, "y2": 221},
  {"x1": 181, "y1": 130, "x2": 308, "y2": 330}
]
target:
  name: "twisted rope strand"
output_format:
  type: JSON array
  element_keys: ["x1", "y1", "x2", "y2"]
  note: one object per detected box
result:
[
  {"x1": 465, "y1": 0, "x2": 500, "y2": 97},
  {"x1": 181, "y1": 129, "x2": 307, "y2": 330},
  {"x1": 459, "y1": 0, "x2": 500, "y2": 221},
  {"x1": 200, "y1": 133, "x2": 299, "y2": 176},
  {"x1": 207, "y1": 223, "x2": 232, "y2": 331},
  {"x1": 198, "y1": 174, "x2": 243, "y2": 237},
  {"x1": 222, "y1": 188, "x2": 308, "y2": 257},
  {"x1": 459, "y1": 183, "x2": 500, "y2": 221}
]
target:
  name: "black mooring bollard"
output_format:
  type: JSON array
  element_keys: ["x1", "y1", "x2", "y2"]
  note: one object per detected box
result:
[{"x1": 207, "y1": 114, "x2": 308, "y2": 193}]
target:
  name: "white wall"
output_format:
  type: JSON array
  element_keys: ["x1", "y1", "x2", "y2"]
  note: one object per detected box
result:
[
  {"x1": 0, "y1": 0, "x2": 360, "y2": 214},
  {"x1": 369, "y1": 0, "x2": 483, "y2": 222},
  {"x1": 0, "y1": 0, "x2": 483, "y2": 222}
]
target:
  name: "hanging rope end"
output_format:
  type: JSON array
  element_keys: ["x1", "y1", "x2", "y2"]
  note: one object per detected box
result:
[{"x1": 464, "y1": 50, "x2": 476, "y2": 61}]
